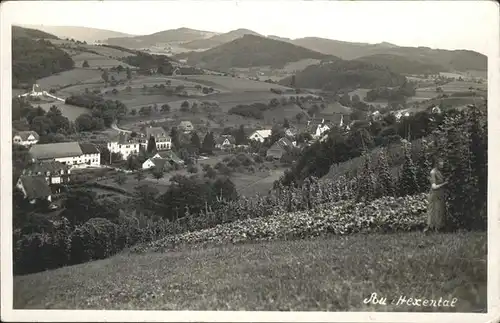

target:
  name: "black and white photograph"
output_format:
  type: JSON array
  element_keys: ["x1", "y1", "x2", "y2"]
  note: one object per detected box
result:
[{"x1": 1, "y1": 0, "x2": 498, "y2": 322}]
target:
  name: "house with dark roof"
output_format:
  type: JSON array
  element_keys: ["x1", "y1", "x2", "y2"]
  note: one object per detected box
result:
[
  {"x1": 79, "y1": 143, "x2": 101, "y2": 167},
  {"x1": 266, "y1": 137, "x2": 294, "y2": 159},
  {"x1": 15, "y1": 176, "x2": 52, "y2": 204},
  {"x1": 29, "y1": 142, "x2": 101, "y2": 168},
  {"x1": 145, "y1": 126, "x2": 172, "y2": 151},
  {"x1": 23, "y1": 161, "x2": 71, "y2": 186},
  {"x1": 13, "y1": 131, "x2": 39, "y2": 147},
  {"x1": 142, "y1": 151, "x2": 184, "y2": 170},
  {"x1": 215, "y1": 135, "x2": 236, "y2": 150}
]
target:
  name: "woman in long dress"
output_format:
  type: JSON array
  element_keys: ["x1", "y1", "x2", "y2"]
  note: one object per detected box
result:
[{"x1": 425, "y1": 158, "x2": 448, "y2": 232}]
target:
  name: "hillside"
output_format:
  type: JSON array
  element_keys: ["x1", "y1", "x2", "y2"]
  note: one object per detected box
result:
[
  {"x1": 291, "y1": 37, "x2": 487, "y2": 72},
  {"x1": 280, "y1": 59, "x2": 406, "y2": 91},
  {"x1": 19, "y1": 25, "x2": 134, "y2": 43},
  {"x1": 12, "y1": 37, "x2": 75, "y2": 87},
  {"x1": 356, "y1": 54, "x2": 446, "y2": 75},
  {"x1": 177, "y1": 34, "x2": 333, "y2": 71},
  {"x1": 105, "y1": 28, "x2": 217, "y2": 48},
  {"x1": 12, "y1": 26, "x2": 59, "y2": 40},
  {"x1": 182, "y1": 29, "x2": 261, "y2": 50}
]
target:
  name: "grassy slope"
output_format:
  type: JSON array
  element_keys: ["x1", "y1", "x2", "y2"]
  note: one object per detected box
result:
[
  {"x1": 12, "y1": 26, "x2": 59, "y2": 40},
  {"x1": 14, "y1": 231, "x2": 486, "y2": 311}
]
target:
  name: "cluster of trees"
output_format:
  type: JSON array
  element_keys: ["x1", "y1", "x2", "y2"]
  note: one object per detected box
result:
[
  {"x1": 365, "y1": 81, "x2": 417, "y2": 103},
  {"x1": 12, "y1": 99, "x2": 74, "y2": 143},
  {"x1": 12, "y1": 38, "x2": 74, "y2": 87},
  {"x1": 67, "y1": 95, "x2": 127, "y2": 131},
  {"x1": 280, "y1": 60, "x2": 407, "y2": 92},
  {"x1": 280, "y1": 108, "x2": 452, "y2": 185},
  {"x1": 12, "y1": 172, "x2": 239, "y2": 275},
  {"x1": 228, "y1": 103, "x2": 270, "y2": 119},
  {"x1": 123, "y1": 52, "x2": 174, "y2": 75},
  {"x1": 353, "y1": 105, "x2": 486, "y2": 231}
]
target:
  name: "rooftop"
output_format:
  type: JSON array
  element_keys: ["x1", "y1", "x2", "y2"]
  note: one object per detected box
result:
[
  {"x1": 30, "y1": 142, "x2": 82, "y2": 160},
  {"x1": 79, "y1": 143, "x2": 100, "y2": 155},
  {"x1": 24, "y1": 161, "x2": 70, "y2": 175},
  {"x1": 18, "y1": 176, "x2": 52, "y2": 200},
  {"x1": 145, "y1": 126, "x2": 170, "y2": 139},
  {"x1": 13, "y1": 131, "x2": 40, "y2": 141}
]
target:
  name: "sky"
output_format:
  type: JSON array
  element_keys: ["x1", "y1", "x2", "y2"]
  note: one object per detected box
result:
[{"x1": 3, "y1": 0, "x2": 498, "y2": 54}]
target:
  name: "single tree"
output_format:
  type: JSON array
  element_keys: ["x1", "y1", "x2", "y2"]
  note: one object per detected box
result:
[
  {"x1": 190, "y1": 131, "x2": 201, "y2": 152},
  {"x1": 202, "y1": 131, "x2": 215, "y2": 155},
  {"x1": 101, "y1": 70, "x2": 109, "y2": 84},
  {"x1": 82, "y1": 60, "x2": 90, "y2": 68},
  {"x1": 151, "y1": 167, "x2": 165, "y2": 182},
  {"x1": 283, "y1": 118, "x2": 290, "y2": 129},
  {"x1": 147, "y1": 135, "x2": 157, "y2": 154}
]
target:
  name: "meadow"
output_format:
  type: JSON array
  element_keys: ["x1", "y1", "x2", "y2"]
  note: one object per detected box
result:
[
  {"x1": 37, "y1": 101, "x2": 91, "y2": 121},
  {"x1": 171, "y1": 75, "x2": 292, "y2": 92},
  {"x1": 36, "y1": 68, "x2": 103, "y2": 90},
  {"x1": 13, "y1": 231, "x2": 486, "y2": 311},
  {"x1": 72, "y1": 52, "x2": 135, "y2": 69}
]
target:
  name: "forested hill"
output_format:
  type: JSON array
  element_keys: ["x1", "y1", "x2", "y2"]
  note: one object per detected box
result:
[
  {"x1": 177, "y1": 34, "x2": 333, "y2": 70},
  {"x1": 280, "y1": 59, "x2": 407, "y2": 91},
  {"x1": 12, "y1": 26, "x2": 59, "y2": 40},
  {"x1": 12, "y1": 30, "x2": 74, "y2": 88}
]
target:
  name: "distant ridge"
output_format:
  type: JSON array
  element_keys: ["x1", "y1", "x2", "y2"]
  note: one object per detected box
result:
[
  {"x1": 19, "y1": 25, "x2": 134, "y2": 43},
  {"x1": 105, "y1": 27, "x2": 218, "y2": 48},
  {"x1": 181, "y1": 29, "x2": 262, "y2": 50},
  {"x1": 177, "y1": 34, "x2": 334, "y2": 70}
]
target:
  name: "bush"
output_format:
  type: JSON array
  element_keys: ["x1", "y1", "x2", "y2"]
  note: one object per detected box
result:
[{"x1": 70, "y1": 218, "x2": 119, "y2": 264}]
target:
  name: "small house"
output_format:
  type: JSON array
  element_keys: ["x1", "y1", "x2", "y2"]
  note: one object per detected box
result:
[
  {"x1": 15, "y1": 176, "x2": 52, "y2": 204},
  {"x1": 142, "y1": 157, "x2": 170, "y2": 171},
  {"x1": 215, "y1": 135, "x2": 236, "y2": 150},
  {"x1": 13, "y1": 131, "x2": 39, "y2": 147},
  {"x1": 266, "y1": 137, "x2": 293, "y2": 160},
  {"x1": 249, "y1": 129, "x2": 272, "y2": 143},
  {"x1": 312, "y1": 122, "x2": 330, "y2": 139}
]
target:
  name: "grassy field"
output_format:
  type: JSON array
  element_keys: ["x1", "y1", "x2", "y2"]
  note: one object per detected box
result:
[
  {"x1": 72, "y1": 52, "x2": 135, "y2": 69},
  {"x1": 13, "y1": 231, "x2": 486, "y2": 311},
  {"x1": 36, "y1": 68, "x2": 103, "y2": 90},
  {"x1": 282, "y1": 58, "x2": 322, "y2": 73},
  {"x1": 37, "y1": 101, "x2": 90, "y2": 121},
  {"x1": 171, "y1": 75, "x2": 292, "y2": 92}
]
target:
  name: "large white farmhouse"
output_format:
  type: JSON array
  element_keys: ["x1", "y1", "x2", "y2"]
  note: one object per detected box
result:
[{"x1": 29, "y1": 142, "x2": 101, "y2": 168}]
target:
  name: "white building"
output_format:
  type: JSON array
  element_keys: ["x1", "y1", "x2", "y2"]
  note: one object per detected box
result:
[
  {"x1": 13, "y1": 131, "x2": 39, "y2": 147},
  {"x1": 29, "y1": 142, "x2": 101, "y2": 168},
  {"x1": 145, "y1": 126, "x2": 172, "y2": 150},
  {"x1": 107, "y1": 133, "x2": 145, "y2": 160},
  {"x1": 314, "y1": 123, "x2": 330, "y2": 139},
  {"x1": 249, "y1": 129, "x2": 272, "y2": 142}
]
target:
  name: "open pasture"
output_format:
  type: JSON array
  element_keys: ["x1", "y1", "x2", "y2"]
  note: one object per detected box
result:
[
  {"x1": 36, "y1": 68, "x2": 103, "y2": 90},
  {"x1": 208, "y1": 92, "x2": 281, "y2": 112},
  {"x1": 171, "y1": 75, "x2": 292, "y2": 92},
  {"x1": 281, "y1": 58, "x2": 321, "y2": 73},
  {"x1": 37, "y1": 101, "x2": 90, "y2": 121},
  {"x1": 72, "y1": 52, "x2": 135, "y2": 69},
  {"x1": 262, "y1": 104, "x2": 304, "y2": 123}
]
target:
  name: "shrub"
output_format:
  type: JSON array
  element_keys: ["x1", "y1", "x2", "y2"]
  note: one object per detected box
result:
[{"x1": 70, "y1": 218, "x2": 119, "y2": 264}]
